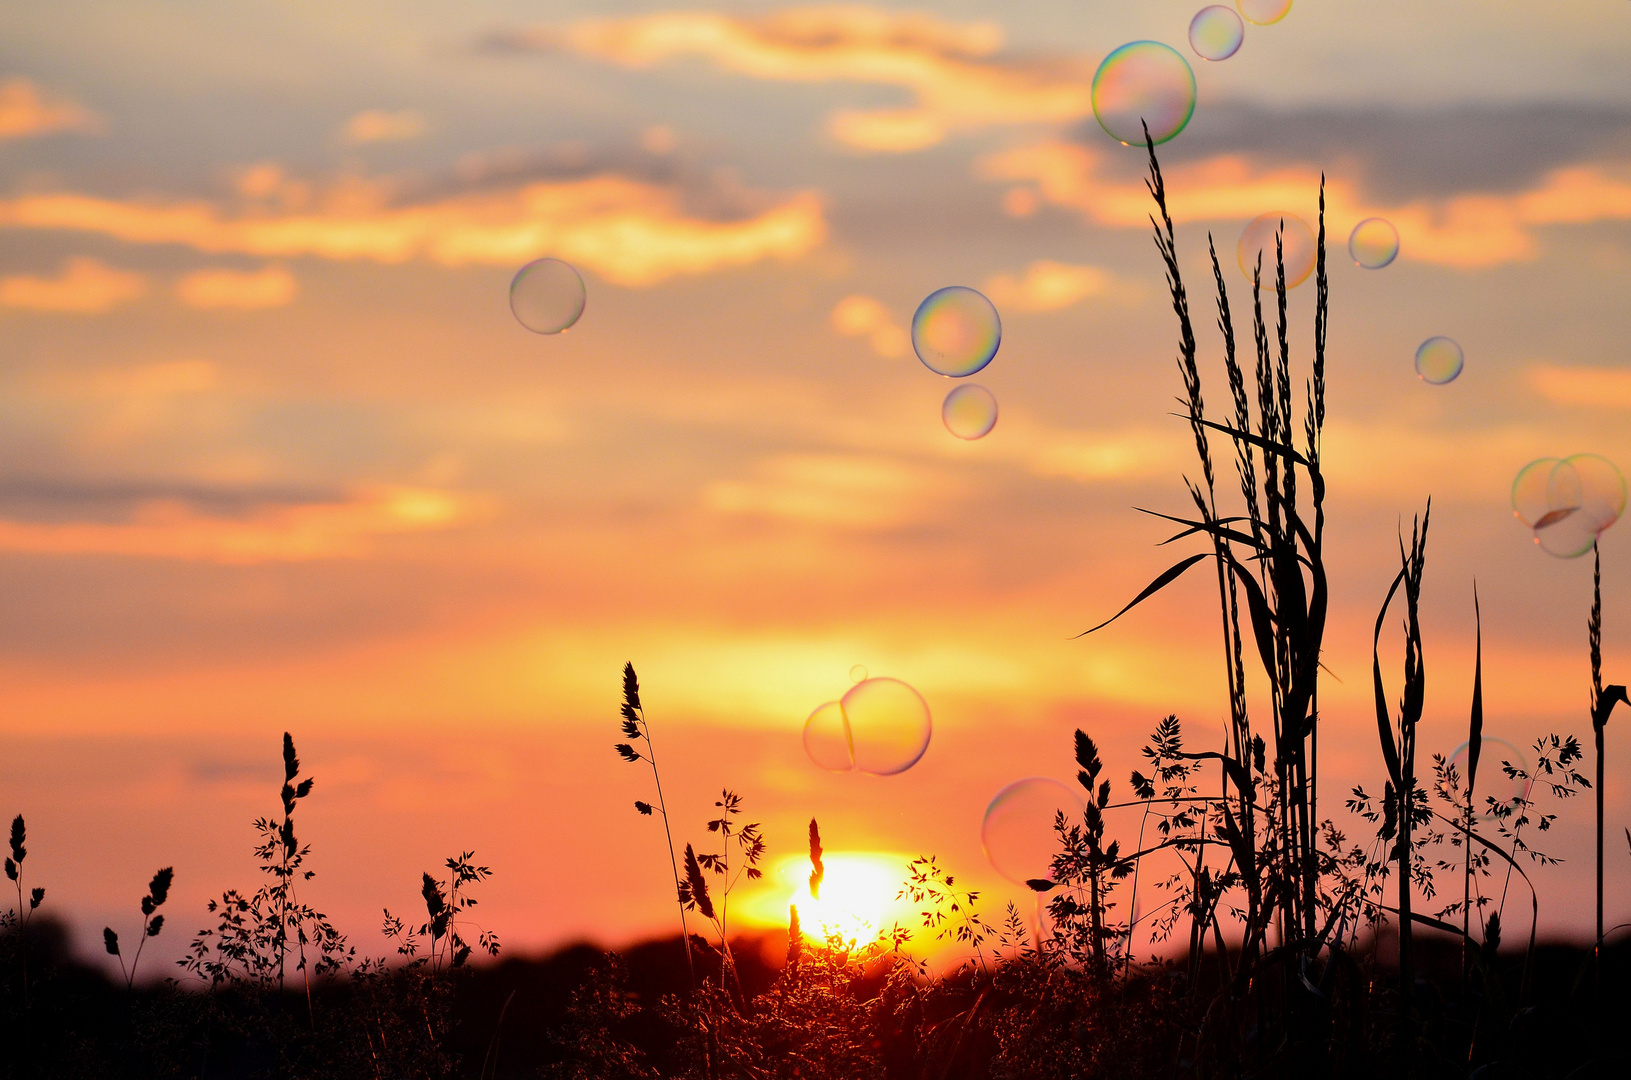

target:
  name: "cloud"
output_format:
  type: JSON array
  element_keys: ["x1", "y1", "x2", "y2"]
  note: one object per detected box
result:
[
  {"x1": 0, "y1": 172, "x2": 826, "y2": 287},
  {"x1": 981, "y1": 260, "x2": 1134, "y2": 314},
  {"x1": 175, "y1": 265, "x2": 298, "y2": 310},
  {"x1": 489, "y1": 7, "x2": 1093, "y2": 153},
  {"x1": 0, "y1": 485, "x2": 477, "y2": 563},
  {"x1": 1530, "y1": 365, "x2": 1631, "y2": 409},
  {"x1": 705, "y1": 452, "x2": 957, "y2": 529},
  {"x1": 0, "y1": 77, "x2": 101, "y2": 140},
  {"x1": 980, "y1": 140, "x2": 1631, "y2": 269},
  {"x1": 0, "y1": 257, "x2": 146, "y2": 313},
  {"x1": 343, "y1": 109, "x2": 426, "y2": 144},
  {"x1": 830, "y1": 294, "x2": 908, "y2": 357}
]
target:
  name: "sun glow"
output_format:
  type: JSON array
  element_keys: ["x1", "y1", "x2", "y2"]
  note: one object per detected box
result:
[{"x1": 742, "y1": 851, "x2": 916, "y2": 947}]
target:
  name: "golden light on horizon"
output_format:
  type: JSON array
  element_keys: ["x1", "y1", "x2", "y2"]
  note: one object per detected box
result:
[{"x1": 741, "y1": 851, "x2": 918, "y2": 948}]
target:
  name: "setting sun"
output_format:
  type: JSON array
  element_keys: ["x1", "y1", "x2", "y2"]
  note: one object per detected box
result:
[{"x1": 742, "y1": 851, "x2": 917, "y2": 948}]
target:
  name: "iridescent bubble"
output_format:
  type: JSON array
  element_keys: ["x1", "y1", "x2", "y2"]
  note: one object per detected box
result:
[
  {"x1": 1511, "y1": 458, "x2": 1564, "y2": 528},
  {"x1": 912, "y1": 287, "x2": 1001, "y2": 377},
  {"x1": 1091, "y1": 41, "x2": 1197, "y2": 147},
  {"x1": 509, "y1": 258, "x2": 586, "y2": 334},
  {"x1": 1557, "y1": 453, "x2": 1626, "y2": 531},
  {"x1": 1447, "y1": 738, "x2": 1533, "y2": 811},
  {"x1": 840, "y1": 677, "x2": 932, "y2": 776},
  {"x1": 942, "y1": 384, "x2": 998, "y2": 440},
  {"x1": 982, "y1": 778, "x2": 1085, "y2": 886},
  {"x1": 849, "y1": 664, "x2": 869, "y2": 684},
  {"x1": 1189, "y1": 6, "x2": 1244, "y2": 61},
  {"x1": 1236, "y1": 213, "x2": 1316, "y2": 289},
  {"x1": 1237, "y1": 0, "x2": 1292, "y2": 25},
  {"x1": 1415, "y1": 337, "x2": 1463, "y2": 385},
  {"x1": 802, "y1": 701, "x2": 853, "y2": 772},
  {"x1": 1349, "y1": 218, "x2": 1399, "y2": 269},
  {"x1": 1535, "y1": 509, "x2": 1600, "y2": 559}
]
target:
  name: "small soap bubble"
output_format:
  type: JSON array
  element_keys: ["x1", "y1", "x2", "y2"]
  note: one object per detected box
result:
[
  {"x1": 1415, "y1": 337, "x2": 1463, "y2": 385},
  {"x1": 510, "y1": 258, "x2": 586, "y2": 334},
  {"x1": 840, "y1": 678, "x2": 932, "y2": 775},
  {"x1": 849, "y1": 664, "x2": 869, "y2": 684},
  {"x1": 1447, "y1": 738, "x2": 1532, "y2": 811},
  {"x1": 803, "y1": 701, "x2": 853, "y2": 772},
  {"x1": 1236, "y1": 0, "x2": 1292, "y2": 25},
  {"x1": 1237, "y1": 213, "x2": 1316, "y2": 289},
  {"x1": 982, "y1": 778, "x2": 1085, "y2": 886},
  {"x1": 1511, "y1": 458, "x2": 1563, "y2": 528},
  {"x1": 1091, "y1": 41, "x2": 1197, "y2": 147},
  {"x1": 1189, "y1": 6, "x2": 1244, "y2": 61},
  {"x1": 1349, "y1": 218, "x2": 1399, "y2": 269},
  {"x1": 942, "y1": 384, "x2": 998, "y2": 440},
  {"x1": 912, "y1": 287, "x2": 1001, "y2": 377}
]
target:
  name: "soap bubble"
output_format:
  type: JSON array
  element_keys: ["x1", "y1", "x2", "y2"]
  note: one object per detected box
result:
[
  {"x1": 942, "y1": 384, "x2": 998, "y2": 440},
  {"x1": 982, "y1": 778, "x2": 1085, "y2": 886},
  {"x1": 510, "y1": 258, "x2": 586, "y2": 334},
  {"x1": 1535, "y1": 509, "x2": 1600, "y2": 559},
  {"x1": 1511, "y1": 458, "x2": 1565, "y2": 528},
  {"x1": 1189, "y1": 6, "x2": 1244, "y2": 61},
  {"x1": 1237, "y1": 213, "x2": 1316, "y2": 289},
  {"x1": 1091, "y1": 42, "x2": 1197, "y2": 147},
  {"x1": 1557, "y1": 454, "x2": 1626, "y2": 531},
  {"x1": 1237, "y1": 0, "x2": 1292, "y2": 25},
  {"x1": 841, "y1": 677, "x2": 932, "y2": 775},
  {"x1": 1447, "y1": 738, "x2": 1533, "y2": 812},
  {"x1": 1415, "y1": 337, "x2": 1463, "y2": 385},
  {"x1": 849, "y1": 664, "x2": 869, "y2": 684},
  {"x1": 912, "y1": 287, "x2": 1001, "y2": 377},
  {"x1": 1349, "y1": 218, "x2": 1399, "y2": 269},
  {"x1": 803, "y1": 701, "x2": 853, "y2": 772}
]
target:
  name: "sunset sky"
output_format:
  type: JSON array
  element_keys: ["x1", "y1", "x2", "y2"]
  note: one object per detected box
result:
[{"x1": 5, "y1": 0, "x2": 1631, "y2": 973}]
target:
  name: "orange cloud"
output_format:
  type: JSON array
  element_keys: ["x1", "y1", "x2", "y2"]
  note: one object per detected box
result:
[
  {"x1": 0, "y1": 173, "x2": 826, "y2": 287},
  {"x1": 0, "y1": 76, "x2": 101, "y2": 139},
  {"x1": 0, "y1": 486, "x2": 476, "y2": 564},
  {"x1": 1530, "y1": 365, "x2": 1631, "y2": 409},
  {"x1": 504, "y1": 7, "x2": 1093, "y2": 152},
  {"x1": 175, "y1": 264, "x2": 299, "y2": 309},
  {"x1": 343, "y1": 109, "x2": 426, "y2": 144},
  {"x1": 980, "y1": 140, "x2": 1631, "y2": 269},
  {"x1": 0, "y1": 257, "x2": 145, "y2": 313},
  {"x1": 830, "y1": 294, "x2": 908, "y2": 357},
  {"x1": 705, "y1": 453, "x2": 958, "y2": 529},
  {"x1": 982, "y1": 260, "x2": 1133, "y2": 313}
]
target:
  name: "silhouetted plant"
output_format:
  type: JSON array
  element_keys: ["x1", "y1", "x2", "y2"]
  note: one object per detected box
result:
[
  {"x1": 103, "y1": 867, "x2": 173, "y2": 990},
  {"x1": 3, "y1": 814, "x2": 44, "y2": 1004}
]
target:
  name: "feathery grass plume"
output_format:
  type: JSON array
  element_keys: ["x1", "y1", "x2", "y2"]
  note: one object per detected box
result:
[
  {"x1": 615, "y1": 662, "x2": 695, "y2": 988},
  {"x1": 786, "y1": 904, "x2": 802, "y2": 968},
  {"x1": 681, "y1": 844, "x2": 715, "y2": 922},
  {"x1": 103, "y1": 866, "x2": 174, "y2": 990},
  {"x1": 808, "y1": 818, "x2": 824, "y2": 901},
  {"x1": 5, "y1": 814, "x2": 43, "y2": 1003},
  {"x1": 1588, "y1": 542, "x2": 1628, "y2": 984}
]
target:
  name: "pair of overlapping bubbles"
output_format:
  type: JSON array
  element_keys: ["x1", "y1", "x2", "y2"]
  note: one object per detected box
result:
[
  {"x1": 1512, "y1": 454, "x2": 1627, "y2": 558},
  {"x1": 913, "y1": 287, "x2": 1001, "y2": 440},
  {"x1": 803, "y1": 676, "x2": 933, "y2": 776}
]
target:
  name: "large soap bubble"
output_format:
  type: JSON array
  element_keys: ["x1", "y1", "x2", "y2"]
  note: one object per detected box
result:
[
  {"x1": 803, "y1": 678, "x2": 932, "y2": 775},
  {"x1": 1237, "y1": 213, "x2": 1316, "y2": 289},
  {"x1": 1189, "y1": 7, "x2": 1244, "y2": 61},
  {"x1": 1513, "y1": 454, "x2": 1624, "y2": 558},
  {"x1": 1447, "y1": 738, "x2": 1533, "y2": 812},
  {"x1": 1091, "y1": 42, "x2": 1197, "y2": 147},
  {"x1": 510, "y1": 258, "x2": 586, "y2": 334},
  {"x1": 1414, "y1": 337, "x2": 1463, "y2": 385},
  {"x1": 942, "y1": 384, "x2": 998, "y2": 440},
  {"x1": 1555, "y1": 454, "x2": 1626, "y2": 531},
  {"x1": 1349, "y1": 218, "x2": 1399, "y2": 269},
  {"x1": 981, "y1": 778, "x2": 1085, "y2": 886},
  {"x1": 912, "y1": 287, "x2": 1001, "y2": 377},
  {"x1": 1237, "y1": 0, "x2": 1292, "y2": 25}
]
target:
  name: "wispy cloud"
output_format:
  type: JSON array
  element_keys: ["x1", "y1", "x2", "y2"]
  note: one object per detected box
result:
[
  {"x1": 0, "y1": 171, "x2": 826, "y2": 287},
  {"x1": 175, "y1": 265, "x2": 298, "y2": 310},
  {"x1": 982, "y1": 260, "x2": 1134, "y2": 314},
  {"x1": 0, "y1": 76, "x2": 102, "y2": 140},
  {"x1": 830, "y1": 294, "x2": 908, "y2": 357},
  {"x1": 706, "y1": 452, "x2": 958, "y2": 529},
  {"x1": 1530, "y1": 365, "x2": 1631, "y2": 409},
  {"x1": 980, "y1": 140, "x2": 1631, "y2": 269},
  {"x1": 488, "y1": 7, "x2": 1093, "y2": 153},
  {"x1": 0, "y1": 485, "x2": 477, "y2": 563},
  {"x1": 0, "y1": 257, "x2": 145, "y2": 313},
  {"x1": 342, "y1": 109, "x2": 426, "y2": 144}
]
